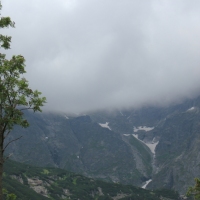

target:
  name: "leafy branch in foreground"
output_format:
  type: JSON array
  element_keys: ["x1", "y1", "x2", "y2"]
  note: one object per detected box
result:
[
  {"x1": 0, "y1": 0, "x2": 46, "y2": 199},
  {"x1": 187, "y1": 178, "x2": 200, "y2": 200},
  {"x1": 0, "y1": 55, "x2": 46, "y2": 151}
]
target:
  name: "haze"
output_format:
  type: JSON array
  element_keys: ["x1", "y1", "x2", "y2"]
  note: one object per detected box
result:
[{"x1": 2, "y1": 0, "x2": 200, "y2": 113}]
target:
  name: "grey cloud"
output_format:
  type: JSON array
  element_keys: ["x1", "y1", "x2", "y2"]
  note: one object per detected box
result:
[{"x1": 2, "y1": 0, "x2": 200, "y2": 113}]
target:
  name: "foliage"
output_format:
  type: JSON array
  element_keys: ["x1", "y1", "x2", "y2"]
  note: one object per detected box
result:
[
  {"x1": 3, "y1": 189, "x2": 16, "y2": 200},
  {"x1": 41, "y1": 169, "x2": 49, "y2": 175},
  {"x1": 0, "y1": 2, "x2": 15, "y2": 50},
  {"x1": 3, "y1": 159, "x2": 179, "y2": 200},
  {"x1": 187, "y1": 178, "x2": 200, "y2": 199},
  {"x1": 0, "y1": 1, "x2": 46, "y2": 198},
  {"x1": 0, "y1": 0, "x2": 46, "y2": 159}
]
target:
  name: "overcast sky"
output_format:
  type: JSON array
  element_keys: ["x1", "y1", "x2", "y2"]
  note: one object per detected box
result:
[{"x1": 1, "y1": 0, "x2": 200, "y2": 113}]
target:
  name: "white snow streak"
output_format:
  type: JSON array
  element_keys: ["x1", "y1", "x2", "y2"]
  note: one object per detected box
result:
[
  {"x1": 132, "y1": 134, "x2": 159, "y2": 154},
  {"x1": 187, "y1": 107, "x2": 195, "y2": 111},
  {"x1": 142, "y1": 179, "x2": 152, "y2": 189},
  {"x1": 133, "y1": 126, "x2": 154, "y2": 132},
  {"x1": 99, "y1": 122, "x2": 111, "y2": 130}
]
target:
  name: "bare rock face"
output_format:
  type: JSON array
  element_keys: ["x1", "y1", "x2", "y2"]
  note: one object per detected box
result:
[
  {"x1": 5, "y1": 95, "x2": 200, "y2": 194},
  {"x1": 10, "y1": 175, "x2": 24, "y2": 184},
  {"x1": 27, "y1": 178, "x2": 48, "y2": 197},
  {"x1": 91, "y1": 97, "x2": 200, "y2": 194},
  {"x1": 148, "y1": 105, "x2": 200, "y2": 194},
  {"x1": 5, "y1": 113, "x2": 152, "y2": 187}
]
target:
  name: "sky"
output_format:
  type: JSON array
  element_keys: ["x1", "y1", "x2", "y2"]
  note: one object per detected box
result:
[{"x1": 1, "y1": 0, "x2": 200, "y2": 113}]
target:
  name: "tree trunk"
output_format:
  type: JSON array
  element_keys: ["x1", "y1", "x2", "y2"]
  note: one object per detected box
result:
[
  {"x1": 0, "y1": 128, "x2": 3, "y2": 200},
  {"x1": 0, "y1": 148, "x2": 3, "y2": 200}
]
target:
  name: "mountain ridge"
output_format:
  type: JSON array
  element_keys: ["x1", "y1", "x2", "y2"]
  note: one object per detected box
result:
[{"x1": 5, "y1": 95, "x2": 200, "y2": 194}]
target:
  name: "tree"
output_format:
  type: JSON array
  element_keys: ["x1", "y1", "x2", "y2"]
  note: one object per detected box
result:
[
  {"x1": 187, "y1": 178, "x2": 200, "y2": 200},
  {"x1": 0, "y1": 1, "x2": 46, "y2": 199},
  {"x1": 3, "y1": 189, "x2": 16, "y2": 200}
]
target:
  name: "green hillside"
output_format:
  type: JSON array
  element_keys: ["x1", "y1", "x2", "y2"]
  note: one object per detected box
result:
[{"x1": 3, "y1": 159, "x2": 179, "y2": 200}]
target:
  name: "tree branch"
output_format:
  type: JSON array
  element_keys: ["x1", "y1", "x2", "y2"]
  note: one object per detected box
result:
[
  {"x1": 3, "y1": 153, "x2": 13, "y2": 162},
  {"x1": 2, "y1": 90, "x2": 17, "y2": 135},
  {"x1": 20, "y1": 107, "x2": 32, "y2": 111},
  {"x1": 3, "y1": 136, "x2": 22, "y2": 152}
]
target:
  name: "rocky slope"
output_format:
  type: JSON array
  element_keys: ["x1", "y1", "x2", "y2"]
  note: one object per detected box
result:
[
  {"x1": 5, "y1": 95, "x2": 200, "y2": 194},
  {"x1": 4, "y1": 159, "x2": 179, "y2": 200},
  {"x1": 5, "y1": 112, "x2": 152, "y2": 187},
  {"x1": 90, "y1": 96, "x2": 200, "y2": 194}
]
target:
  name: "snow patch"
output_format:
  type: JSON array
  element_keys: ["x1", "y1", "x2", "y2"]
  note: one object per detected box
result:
[
  {"x1": 142, "y1": 179, "x2": 152, "y2": 189},
  {"x1": 132, "y1": 134, "x2": 159, "y2": 154},
  {"x1": 187, "y1": 107, "x2": 195, "y2": 111},
  {"x1": 133, "y1": 126, "x2": 154, "y2": 132},
  {"x1": 64, "y1": 115, "x2": 69, "y2": 119},
  {"x1": 145, "y1": 142, "x2": 159, "y2": 154},
  {"x1": 133, "y1": 134, "x2": 139, "y2": 139},
  {"x1": 99, "y1": 122, "x2": 111, "y2": 130},
  {"x1": 123, "y1": 134, "x2": 130, "y2": 136}
]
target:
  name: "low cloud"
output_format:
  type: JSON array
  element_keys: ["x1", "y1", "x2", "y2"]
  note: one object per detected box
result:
[{"x1": 2, "y1": 0, "x2": 200, "y2": 113}]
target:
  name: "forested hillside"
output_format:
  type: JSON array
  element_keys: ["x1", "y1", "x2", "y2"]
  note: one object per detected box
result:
[{"x1": 3, "y1": 159, "x2": 179, "y2": 200}]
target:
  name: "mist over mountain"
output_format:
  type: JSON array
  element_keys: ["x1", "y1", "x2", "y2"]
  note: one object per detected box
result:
[
  {"x1": 2, "y1": 0, "x2": 200, "y2": 113},
  {"x1": 5, "y1": 95, "x2": 200, "y2": 195},
  {"x1": 1, "y1": 0, "x2": 200, "y2": 199}
]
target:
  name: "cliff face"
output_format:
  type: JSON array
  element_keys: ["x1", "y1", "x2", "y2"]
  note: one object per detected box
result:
[
  {"x1": 5, "y1": 96, "x2": 200, "y2": 193},
  {"x1": 148, "y1": 103, "x2": 200, "y2": 193},
  {"x1": 91, "y1": 96, "x2": 200, "y2": 194},
  {"x1": 5, "y1": 112, "x2": 152, "y2": 187}
]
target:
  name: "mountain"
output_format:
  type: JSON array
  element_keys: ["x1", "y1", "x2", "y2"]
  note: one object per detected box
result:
[
  {"x1": 90, "y1": 96, "x2": 200, "y2": 194},
  {"x1": 5, "y1": 95, "x2": 200, "y2": 194},
  {"x1": 3, "y1": 159, "x2": 179, "y2": 200},
  {"x1": 5, "y1": 112, "x2": 152, "y2": 187}
]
